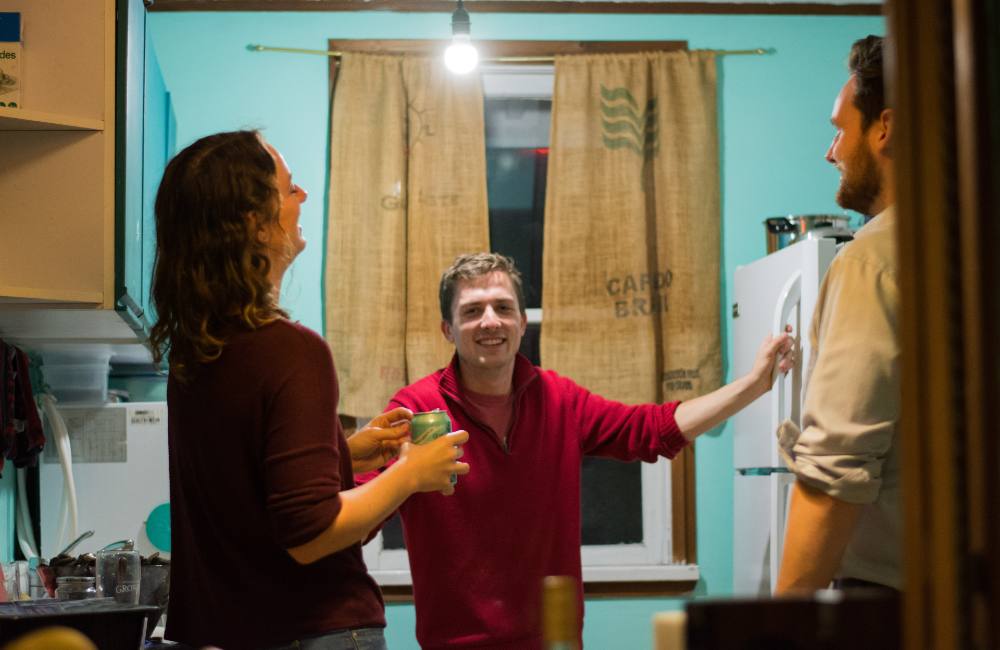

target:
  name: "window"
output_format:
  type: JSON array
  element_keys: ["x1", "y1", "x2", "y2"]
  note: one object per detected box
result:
[{"x1": 359, "y1": 58, "x2": 697, "y2": 589}]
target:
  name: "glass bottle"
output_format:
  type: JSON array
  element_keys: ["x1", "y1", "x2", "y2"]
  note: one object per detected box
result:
[
  {"x1": 55, "y1": 576, "x2": 97, "y2": 600},
  {"x1": 542, "y1": 575, "x2": 580, "y2": 650}
]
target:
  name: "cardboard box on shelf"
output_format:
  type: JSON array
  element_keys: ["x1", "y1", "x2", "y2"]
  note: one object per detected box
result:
[{"x1": 0, "y1": 12, "x2": 21, "y2": 108}]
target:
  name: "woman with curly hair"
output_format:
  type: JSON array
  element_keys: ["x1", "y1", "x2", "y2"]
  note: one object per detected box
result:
[{"x1": 150, "y1": 130, "x2": 468, "y2": 650}]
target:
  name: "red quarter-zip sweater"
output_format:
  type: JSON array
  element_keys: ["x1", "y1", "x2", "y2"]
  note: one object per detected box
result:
[{"x1": 387, "y1": 353, "x2": 687, "y2": 649}]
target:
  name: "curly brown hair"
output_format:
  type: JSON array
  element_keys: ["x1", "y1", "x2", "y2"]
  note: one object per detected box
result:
[
  {"x1": 149, "y1": 130, "x2": 287, "y2": 380},
  {"x1": 439, "y1": 252, "x2": 526, "y2": 323}
]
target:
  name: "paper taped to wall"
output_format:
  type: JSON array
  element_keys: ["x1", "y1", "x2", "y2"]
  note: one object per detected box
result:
[{"x1": 0, "y1": 12, "x2": 21, "y2": 108}]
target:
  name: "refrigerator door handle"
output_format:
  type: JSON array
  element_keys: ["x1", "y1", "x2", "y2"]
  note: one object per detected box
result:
[
  {"x1": 771, "y1": 271, "x2": 801, "y2": 437},
  {"x1": 769, "y1": 471, "x2": 796, "y2": 593},
  {"x1": 768, "y1": 271, "x2": 801, "y2": 593}
]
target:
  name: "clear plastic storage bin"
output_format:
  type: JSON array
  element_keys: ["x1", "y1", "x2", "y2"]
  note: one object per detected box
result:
[{"x1": 42, "y1": 354, "x2": 111, "y2": 404}]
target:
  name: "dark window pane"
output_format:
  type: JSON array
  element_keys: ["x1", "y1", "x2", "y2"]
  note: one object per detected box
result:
[
  {"x1": 486, "y1": 147, "x2": 546, "y2": 308},
  {"x1": 383, "y1": 456, "x2": 644, "y2": 550},
  {"x1": 519, "y1": 321, "x2": 541, "y2": 366},
  {"x1": 580, "y1": 457, "x2": 644, "y2": 545},
  {"x1": 382, "y1": 512, "x2": 405, "y2": 549},
  {"x1": 485, "y1": 97, "x2": 550, "y2": 310}
]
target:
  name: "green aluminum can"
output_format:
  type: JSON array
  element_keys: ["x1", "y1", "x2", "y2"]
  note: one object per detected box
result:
[
  {"x1": 410, "y1": 409, "x2": 456, "y2": 483},
  {"x1": 410, "y1": 409, "x2": 452, "y2": 444}
]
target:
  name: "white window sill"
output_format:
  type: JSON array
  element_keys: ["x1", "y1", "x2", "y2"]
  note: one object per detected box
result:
[
  {"x1": 371, "y1": 564, "x2": 699, "y2": 587},
  {"x1": 583, "y1": 564, "x2": 699, "y2": 583}
]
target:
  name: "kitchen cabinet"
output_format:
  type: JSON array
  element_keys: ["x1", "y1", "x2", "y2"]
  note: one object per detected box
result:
[{"x1": 0, "y1": 0, "x2": 169, "y2": 360}]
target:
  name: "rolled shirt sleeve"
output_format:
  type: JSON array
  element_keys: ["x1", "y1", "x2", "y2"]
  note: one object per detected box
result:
[{"x1": 778, "y1": 230, "x2": 899, "y2": 505}]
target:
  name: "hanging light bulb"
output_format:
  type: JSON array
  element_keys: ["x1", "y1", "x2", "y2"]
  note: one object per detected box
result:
[{"x1": 444, "y1": 0, "x2": 478, "y2": 74}]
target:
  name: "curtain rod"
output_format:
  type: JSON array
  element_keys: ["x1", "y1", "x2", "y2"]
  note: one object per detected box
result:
[{"x1": 245, "y1": 44, "x2": 774, "y2": 60}]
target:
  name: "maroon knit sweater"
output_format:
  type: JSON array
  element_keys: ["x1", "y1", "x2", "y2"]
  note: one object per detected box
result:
[{"x1": 165, "y1": 320, "x2": 384, "y2": 649}]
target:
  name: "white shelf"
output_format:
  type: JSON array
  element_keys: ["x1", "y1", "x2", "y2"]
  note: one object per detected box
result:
[
  {"x1": 0, "y1": 308, "x2": 141, "y2": 345},
  {"x1": 0, "y1": 106, "x2": 104, "y2": 131}
]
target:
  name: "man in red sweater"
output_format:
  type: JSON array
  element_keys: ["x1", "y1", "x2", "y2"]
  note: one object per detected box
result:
[{"x1": 384, "y1": 253, "x2": 792, "y2": 650}]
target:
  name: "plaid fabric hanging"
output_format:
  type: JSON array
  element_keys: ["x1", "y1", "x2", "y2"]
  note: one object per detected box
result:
[{"x1": 0, "y1": 338, "x2": 45, "y2": 475}]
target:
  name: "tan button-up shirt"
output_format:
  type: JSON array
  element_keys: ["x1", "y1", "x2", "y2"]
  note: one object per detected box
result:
[{"x1": 777, "y1": 206, "x2": 901, "y2": 588}]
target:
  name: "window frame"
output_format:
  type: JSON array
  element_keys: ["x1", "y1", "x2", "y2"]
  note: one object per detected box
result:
[
  {"x1": 363, "y1": 457, "x2": 698, "y2": 587},
  {"x1": 334, "y1": 38, "x2": 698, "y2": 595}
]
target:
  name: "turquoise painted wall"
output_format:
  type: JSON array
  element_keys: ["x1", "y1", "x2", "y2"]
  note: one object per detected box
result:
[
  {"x1": 148, "y1": 11, "x2": 883, "y2": 649},
  {"x1": 0, "y1": 469, "x2": 14, "y2": 563}
]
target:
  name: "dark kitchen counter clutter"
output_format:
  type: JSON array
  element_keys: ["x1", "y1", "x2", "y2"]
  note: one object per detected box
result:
[{"x1": 0, "y1": 598, "x2": 159, "y2": 650}]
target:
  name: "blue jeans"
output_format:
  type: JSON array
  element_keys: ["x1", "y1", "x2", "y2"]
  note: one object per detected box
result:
[{"x1": 268, "y1": 627, "x2": 388, "y2": 650}]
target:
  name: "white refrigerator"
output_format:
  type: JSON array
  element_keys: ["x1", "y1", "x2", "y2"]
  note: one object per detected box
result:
[
  {"x1": 38, "y1": 402, "x2": 170, "y2": 559},
  {"x1": 731, "y1": 238, "x2": 838, "y2": 595}
]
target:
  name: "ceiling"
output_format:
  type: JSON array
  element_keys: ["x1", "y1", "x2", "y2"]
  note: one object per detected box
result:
[{"x1": 149, "y1": 0, "x2": 883, "y2": 14}]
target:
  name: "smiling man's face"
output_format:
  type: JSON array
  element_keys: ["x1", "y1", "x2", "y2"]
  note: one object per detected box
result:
[{"x1": 443, "y1": 270, "x2": 527, "y2": 379}]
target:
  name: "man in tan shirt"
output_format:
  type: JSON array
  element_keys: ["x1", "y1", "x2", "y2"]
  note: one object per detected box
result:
[{"x1": 776, "y1": 34, "x2": 900, "y2": 592}]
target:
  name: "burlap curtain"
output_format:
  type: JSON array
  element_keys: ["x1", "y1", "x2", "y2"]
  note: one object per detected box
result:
[
  {"x1": 326, "y1": 53, "x2": 489, "y2": 417},
  {"x1": 541, "y1": 51, "x2": 722, "y2": 405}
]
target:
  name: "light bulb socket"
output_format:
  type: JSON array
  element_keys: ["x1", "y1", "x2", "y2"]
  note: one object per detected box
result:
[{"x1": 451, "y1": 0, "x2": 471, "y2": 36}]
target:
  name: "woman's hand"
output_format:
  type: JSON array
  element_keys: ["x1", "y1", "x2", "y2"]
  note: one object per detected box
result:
[
  {"x1": 396, "y1": 430, "x2": 470, "y2": 496},
  {"x1": 347, "y1": 407, "x2": 413, "y2": 473},
  {"x1": 748, "y1": 326, "x2": 796, "y2": 397}
]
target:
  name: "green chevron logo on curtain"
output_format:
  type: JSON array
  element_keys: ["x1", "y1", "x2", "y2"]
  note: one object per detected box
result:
[{"x1": 599, "y1": 85, "x2": 658, "y2": 160}]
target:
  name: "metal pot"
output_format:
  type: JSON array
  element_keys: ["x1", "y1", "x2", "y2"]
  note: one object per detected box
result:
[{"x1": 764, "y1": 215, "x2": 854, "y2": 254}]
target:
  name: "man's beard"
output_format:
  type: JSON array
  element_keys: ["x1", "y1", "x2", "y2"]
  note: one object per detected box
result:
[{"x1": 835, "y1": 141, "x2": 882, "y2": 217}]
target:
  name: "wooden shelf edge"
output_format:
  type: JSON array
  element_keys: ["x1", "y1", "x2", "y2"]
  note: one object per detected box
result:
[
  {"x1": 0, "y1": 285, "x2": 104, "y2": 306},
  {"x1": 0, "y1": 107, "x2": 104, "y2": 131}
]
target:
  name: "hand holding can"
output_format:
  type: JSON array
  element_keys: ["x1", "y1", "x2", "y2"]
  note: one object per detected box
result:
[{"x1": 411, "y1": 410, "x2": 459, "y2": 485}]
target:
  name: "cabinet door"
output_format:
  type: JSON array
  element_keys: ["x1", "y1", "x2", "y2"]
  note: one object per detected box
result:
[
  {"x1": 115, "y1": 0, "x2": 147, "y2": 331},
  {"x1": 141, "y1": 42, "x2": 175, "y2": 327},
  {"x1": 0, "y1": 0, "x2": 112, "y2": 306}
]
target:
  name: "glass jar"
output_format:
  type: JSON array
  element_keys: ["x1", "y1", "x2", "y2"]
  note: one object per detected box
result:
[
  {"x1": 55, "y1": 576, "x2": 97, "y2": 600},
  {"x1": 96, "y1": 543, "x2": 141, "y2": 605}
]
